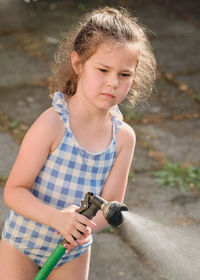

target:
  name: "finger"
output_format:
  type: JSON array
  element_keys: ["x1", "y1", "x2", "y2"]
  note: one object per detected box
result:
[
  {"x1": 76, "y1": 214, "x2": 97, "y2": 229},
  {"x1": 63, "y1": 243, "x2": 74, "y2": 251},
  {"x1": 81, "y1": 226, "x2": 91, "y2": 235},
  {"x1": 70, "y1": 205, "x2": 80, "y2": 211},
  {"x1": 75, "y1": 222, "x2": 91, "y2": 235},
  {"x1": 64, "y1": 235, "x2": 79, "y2": 247},
  {"x1": 78, "y1": 232, "x2": 90, "y2": 240},
  {"x1": 71, "y1": 229, "x2": 83, "y2": 240},
  {"x1": 62, "y1": 204, "x2": 79, "y2": 213},
  {"x1": 77, "y1": 235, "x2": 90, "y2": 245}
]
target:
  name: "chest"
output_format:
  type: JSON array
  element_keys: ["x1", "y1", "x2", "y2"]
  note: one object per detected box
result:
[{"x1": 70, "y1": 120, "x2": 114, "y2": 153}]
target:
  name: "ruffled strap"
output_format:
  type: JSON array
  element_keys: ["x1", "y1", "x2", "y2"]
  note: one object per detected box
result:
[
  {"x1": 109, "y1": 105, "x2": 123, "y2": 135},
  {"x1": 52, "y1": 92, "x2": 69, "y2": 128},
  {"x1": 109, "y1": 105, "x2": 123, "y2": 121}
]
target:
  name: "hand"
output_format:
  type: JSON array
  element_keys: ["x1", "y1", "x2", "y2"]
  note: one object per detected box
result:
[
  {"x1": 63, "y1": 232, "x2": 92, "y2": 252},
  {"x1": 52, "y1": 205, "x2": 96, "y2": 251}
]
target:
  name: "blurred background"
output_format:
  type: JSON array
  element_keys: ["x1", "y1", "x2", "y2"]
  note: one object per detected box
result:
[{"x1": 0, "y1": 0, "x2": 200, "y2": 279}]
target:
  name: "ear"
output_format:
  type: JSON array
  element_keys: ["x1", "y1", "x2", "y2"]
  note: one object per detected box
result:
[{"x1": 71, "y1": 51, "x2": 82, "y2": 75}]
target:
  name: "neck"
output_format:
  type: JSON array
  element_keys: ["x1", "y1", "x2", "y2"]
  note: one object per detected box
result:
[
  {"x1": 65, "y1": 93, "x2": 113, "y2": 153},
  {"x1": 67, "y1": 93, "x2": 109, "y2": 122}
]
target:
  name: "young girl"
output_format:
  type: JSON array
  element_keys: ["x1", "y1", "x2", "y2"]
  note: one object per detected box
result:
[{"x1": 0, "y1": 7, "x2": 156, "y2": 280}]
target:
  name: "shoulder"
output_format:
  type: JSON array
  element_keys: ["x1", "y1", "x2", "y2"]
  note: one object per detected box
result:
[
  {"x1": 30, "y1": 107, "x2": 62, "y2": 135},
  {"x1": 24, "y1": 106, "x2": 65, "y2": 153},
  {"x1": 118, "y1": 122, "x2": 136, "y2": 140},
  {"x1": 116, "y1": 122, "x2": 136, "y2": 154}
]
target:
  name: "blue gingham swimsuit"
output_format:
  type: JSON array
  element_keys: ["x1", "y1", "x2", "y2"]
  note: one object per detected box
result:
[{"x1": 2, "y1": 92, "x2": 123, "y2": 268}]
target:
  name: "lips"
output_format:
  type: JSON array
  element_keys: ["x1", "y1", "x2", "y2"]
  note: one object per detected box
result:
[{"x1": 102, "y1": 93, "x2": 115, "y2": 98}]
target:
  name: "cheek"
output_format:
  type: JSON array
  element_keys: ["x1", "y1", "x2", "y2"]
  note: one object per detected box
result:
[
  {"x1": 121, "y1": 79, "x2": 133, "y2": 94},
  {"x1": 117, "y1": 79, "x2": 133, "y2": 102},
  {"x1": 88, "y1": 71, "x2": 103, "y2": 87},
  {"x1": 81, "y1": 71, "x2": 102, "y2": 92}
]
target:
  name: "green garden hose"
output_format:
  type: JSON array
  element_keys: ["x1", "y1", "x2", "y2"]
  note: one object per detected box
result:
[{"x1": 34, "y1": 242, "x2": 66, "y2": 280}]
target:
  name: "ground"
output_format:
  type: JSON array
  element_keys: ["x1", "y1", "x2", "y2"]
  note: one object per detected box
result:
[{"x1": 0, "y1": 0, "x2": 200, "y2": 279}]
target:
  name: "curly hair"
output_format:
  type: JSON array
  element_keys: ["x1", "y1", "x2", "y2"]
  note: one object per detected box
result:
[{"x1": 49, "y1": 7, "x2": 157, "y2": 106}]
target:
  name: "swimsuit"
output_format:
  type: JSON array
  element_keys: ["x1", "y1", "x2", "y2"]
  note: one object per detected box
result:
[{"x1": 2, "y1": 91, "x2": 123, "y2": 268}]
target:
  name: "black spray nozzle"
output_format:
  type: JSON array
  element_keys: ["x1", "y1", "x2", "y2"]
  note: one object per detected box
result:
[
  {"x1": 101, "y1": 201, "x2": 128, "y2": 226},
  {"x1": 78, "y1": 192, "x2": 128, "y2": 227}
]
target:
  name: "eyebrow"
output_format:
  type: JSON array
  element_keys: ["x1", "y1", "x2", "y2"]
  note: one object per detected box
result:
[{"x1": 97, "y1": 63, "x2": 134, "y2": 74}]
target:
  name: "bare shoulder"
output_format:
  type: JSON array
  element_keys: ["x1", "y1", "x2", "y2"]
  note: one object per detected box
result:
[
  {"x1": 116, "y1": 122, "x2": 136, "y2": 153},
  {"x1": 3, "y1": 107, "x2": 65, "y2": 191},
  {"x1": 24, "y1": 106, "x2": 65, "y2": 152},
  {"x1": 34, "y1": 106, "x2": 61, "y2": 127}
]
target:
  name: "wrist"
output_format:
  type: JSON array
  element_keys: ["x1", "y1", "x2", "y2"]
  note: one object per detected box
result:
[{"x1": 47, "y1": 206, "x2": 60, "y2": 230}]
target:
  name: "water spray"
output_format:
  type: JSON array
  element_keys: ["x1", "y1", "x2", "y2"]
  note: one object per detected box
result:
[
  {"x1": 122, "y1": 212, "x2": 200, "y2": 280},
  {"x1": 34, "y1": 192, "x2": 128, "y2": 280}
]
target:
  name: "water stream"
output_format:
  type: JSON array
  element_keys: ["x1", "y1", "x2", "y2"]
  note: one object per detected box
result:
[{"x1": 122, "y1": 212, "x2": 200, "y2": 280}]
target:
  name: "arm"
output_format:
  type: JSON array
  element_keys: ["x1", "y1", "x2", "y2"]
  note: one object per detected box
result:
[
  {"x1": 92, "y1": 123, "x2": 136, "y2": 233},
  {"x1": 4, "y1": 107, "x2": 96, "y2": 247},
  {"x1": 4, "y1": 108, "x2": 57, "y2": 224},
  {"x1": 4, "y1": 107, "x2": 64, "y2": 225}
]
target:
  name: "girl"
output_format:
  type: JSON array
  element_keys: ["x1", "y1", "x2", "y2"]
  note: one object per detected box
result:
[{"x1": 0, "y1": 7, "x2": 156, "y2": 280}]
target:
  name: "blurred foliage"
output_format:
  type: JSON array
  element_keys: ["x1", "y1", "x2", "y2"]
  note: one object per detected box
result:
[
  {"x1": 119, "y1": 102, "x2": 143, "y2": 124},
  {"x1": 154, "y1": 162, "x2": 200, "y2": 192},
  {"x1": 0, "y1": 175, "x2": 7, "y2": 185},
  {"x1": 78, "y1": 3, "x2": 87, "y2": 11},
  {"x1": 128, "y1": 170, "x2": 134, "y2": 182},
  {"x1": 103, "y1": 225, "x2": 115, "y2": 233},
  {"x1": 0, "y1": 111, "x2": 27, "y2": 144},
  {"x1": 9, "y1": 120, "x2": 21, "y2": 129}
]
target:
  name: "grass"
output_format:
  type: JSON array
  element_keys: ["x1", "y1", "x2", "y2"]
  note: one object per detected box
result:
[
  {"x1": 0, "y1": 110, "x2": 28, "y2": 143},
  {"x1": 154, "y1": 162, "x2": 200, "y2": 192},
  {"x1": 119, "y1": 103, "x2": 143, "y2": 123},
  {"x1": 103, "y1": 225, "x2": 115, "y2": 233},
  {"x1": 0, "y1": 175, "x2": 7, "y2": 185}
]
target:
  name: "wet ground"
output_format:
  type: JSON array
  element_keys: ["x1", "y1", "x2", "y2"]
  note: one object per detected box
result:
[{"x1": 0, "y1": 0, "x2": 200, "y2": 279}]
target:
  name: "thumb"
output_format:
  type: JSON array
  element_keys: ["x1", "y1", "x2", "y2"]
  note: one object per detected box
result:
[{"x1": 62, "y1": 204, "x2": 79, "y2": 213}]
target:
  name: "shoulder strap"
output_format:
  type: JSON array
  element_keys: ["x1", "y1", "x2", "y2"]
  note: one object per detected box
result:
[
  {"x1": 111, "y1": 115, "x2": 123, "y2": 137},
  {"x1": 110, "y1": 105, "x2": 123, "y2": 135},
  {"x1": 52, "y1": 92, "x2": 69, "y2": 128}
]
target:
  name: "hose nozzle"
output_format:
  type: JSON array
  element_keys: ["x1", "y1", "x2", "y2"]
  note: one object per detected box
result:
[
  {"x1": 78, "y1": 192, "x2": 128, "y2": 227},
  {"x1": 101, "y1": 201, "x2": 128, "y2": 226}
]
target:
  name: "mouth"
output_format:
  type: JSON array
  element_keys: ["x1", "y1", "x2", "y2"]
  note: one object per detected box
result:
[{"x1": 102, "y1": 93, "x2": 115, "y2": 99}]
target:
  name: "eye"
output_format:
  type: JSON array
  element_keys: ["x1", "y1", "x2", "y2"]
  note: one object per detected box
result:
[
  {"x1": 120, "y1": 73, "x2": 131, "y2": 78},
  {"x1": 98, "y1": 68, "x2": 108, "y2": 73}
]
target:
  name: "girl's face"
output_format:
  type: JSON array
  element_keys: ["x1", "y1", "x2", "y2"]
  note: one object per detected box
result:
[{"x1": 73, "y1": 41, "x2": 139, "y2": 110}]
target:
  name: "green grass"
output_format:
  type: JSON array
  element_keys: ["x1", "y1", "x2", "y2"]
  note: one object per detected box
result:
[
  {"x1": 0, "y1": 175, "x2": 7, "y2": 185},
  {"x1": 154, "y1": 162, "x2": 200, "y2": 192},
  {"x1": 119, "y1": 103, "x2": 143, "y2": 123},
  {"x1": 103, "y1": 225, "x2": 115, "y2": 233}
]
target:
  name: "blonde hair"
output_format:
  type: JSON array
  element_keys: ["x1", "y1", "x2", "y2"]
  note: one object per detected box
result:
[{"x1": 49, "y1": 7, "x2": 157, "y2": 106}]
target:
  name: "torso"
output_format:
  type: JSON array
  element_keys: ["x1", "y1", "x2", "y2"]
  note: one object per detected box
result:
[{"x1": 2, "y1": 92, "x2": 124, "y2": 268}]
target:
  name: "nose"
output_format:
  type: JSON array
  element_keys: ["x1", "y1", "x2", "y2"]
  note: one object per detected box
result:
[{"x1": 106, "y1": 74, "x2": 119, "y2": 89}]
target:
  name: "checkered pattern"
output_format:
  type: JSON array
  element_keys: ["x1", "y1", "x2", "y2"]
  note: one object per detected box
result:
[{"x1": 2, "y1": 91, "x2": 123, "y2": 268}]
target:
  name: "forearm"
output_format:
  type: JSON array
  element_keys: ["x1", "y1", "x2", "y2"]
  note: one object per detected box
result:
[
  {"x1": 92, "y1": 210, "x2": 109, "y2": 233},
  {"x1": 4, "y1": 186, "x2": 58, "y2": 229}
]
